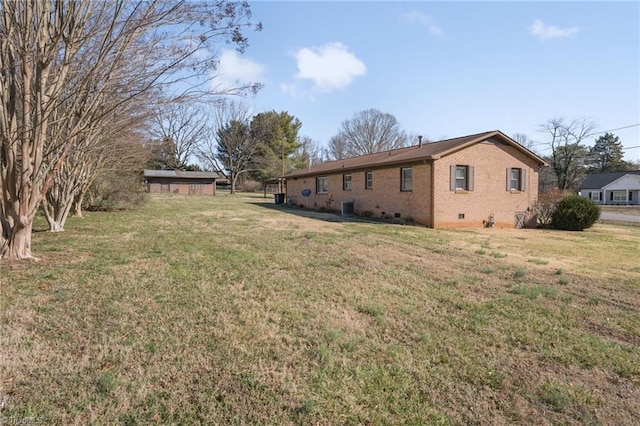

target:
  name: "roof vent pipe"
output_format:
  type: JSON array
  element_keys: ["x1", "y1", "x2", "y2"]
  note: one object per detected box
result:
[{"x1": 418, "y1": 135, "x2": 423, "y2": 147}]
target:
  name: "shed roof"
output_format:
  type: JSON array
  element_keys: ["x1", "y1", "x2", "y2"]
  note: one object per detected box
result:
[
  {"x1": 285, "y1": 130, "x2": 547, "y2": 178},
  {"x1": 580, "y1": 170, "x2": 640, "y2": 189},
  {"x1": 143, "y1": 169, "x2": 221, "y2": 179}
]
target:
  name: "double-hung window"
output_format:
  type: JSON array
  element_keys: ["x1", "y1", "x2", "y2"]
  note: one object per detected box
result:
[
  {"x1": 365, "y1": 171, "x2": 373, "y2": 189},
  {"x1": 612, "y1": 191, "x2": 626, "y2": 202},
  {"x1": 343, "y1": 174, "x2": 352, "y2": 190},
  {"x1": 510, "y1": 168, "x2": 521, "y2": 190},
  {"x1": 316, "y1": 176, "x2": 328, "y2": 193},
  {"x1": 401, "y1": 168, "x2": 412, "y2": 191},
  {"x1": 507, "y1": 168, "x2": 526, "y2": 191},
  {"x1": 450, "y1": 165, "x2": 474, "y2": 191}
]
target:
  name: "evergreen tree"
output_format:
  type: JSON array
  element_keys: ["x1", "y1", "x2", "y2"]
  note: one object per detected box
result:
[
  {"x1": 249, "y1": 111, "x2": 302, "y2": 186},
  {"x1": 587, "y1": 133, "x2": 632, "y2": 172}
]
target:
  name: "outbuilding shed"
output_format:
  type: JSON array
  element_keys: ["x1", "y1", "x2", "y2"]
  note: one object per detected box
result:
[{"x1": 144, "y1": 170, "x2": 221, "y2": 196}]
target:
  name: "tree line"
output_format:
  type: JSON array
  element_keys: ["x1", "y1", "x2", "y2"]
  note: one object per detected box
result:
[{"x1": 145, "y1": 106, "x2": 415, "y2": 194}]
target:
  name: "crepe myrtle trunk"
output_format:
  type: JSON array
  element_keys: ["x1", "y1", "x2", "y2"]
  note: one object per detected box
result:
[
  {"x1": 73, "y1": 194, "x2": 84, "y2": 218},
  {"x1": 1, "y1": 211, "x2": 34, "y2": 260},
  {"x1": 42, "y1": 198, "x2": 74, "y2": 232}
]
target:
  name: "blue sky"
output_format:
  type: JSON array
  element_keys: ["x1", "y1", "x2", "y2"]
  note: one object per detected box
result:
[{"x1": 214, "y1": 1, "x2": 640, "y2": 162}]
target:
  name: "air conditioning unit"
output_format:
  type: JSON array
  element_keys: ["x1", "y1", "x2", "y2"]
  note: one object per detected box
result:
[{"x1": 341, "y1": 201, "x2": 355, "y2": 216}]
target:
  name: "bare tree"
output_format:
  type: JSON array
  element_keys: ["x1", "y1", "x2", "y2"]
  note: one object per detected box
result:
[
  {"x1": 512, "y1": 133, "x2": 536, "y2": 151},
  {"x1": 42, "y1": 102, "x2": 150, "y2": 231},
  {"x1": 197, "y1": 100, "x2": 257, "y2": 194},
  {"x1": 327, "y1": 135, "x2": 348, "y2": 160},
  {"x1": 297, "y1": 136, "x2": 324, "y2": 168},
  {"x1": 334, "y1": 109, "x2": 409, "y2": 157},
  {"x1": 0, "y1": 1, "x2": 261, "y2": 259},
  {"x1": 539, "y1": 118, "x2": 596, "y2": 191},
  {"x1": 148, "y1": 101, "x2": 209, "y2": 170}
]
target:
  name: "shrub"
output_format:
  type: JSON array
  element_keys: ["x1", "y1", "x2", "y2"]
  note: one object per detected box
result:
[
  {"x1": 533, "y1": 188, "x2": 565, "y2": 227},
  {"x1": 239, "y1": 179, "x2": 262, "y2": 192},
  {"x1": 551, "y1": 195, "x2": 600, "y2": 231},
  {"x1": 83, "y1": 170, "x2": 147, "y2": 211}
]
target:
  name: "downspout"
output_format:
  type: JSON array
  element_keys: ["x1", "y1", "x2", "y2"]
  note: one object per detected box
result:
[{"x1": 430, "y1": 160, "x2": 435, "y2": 228}]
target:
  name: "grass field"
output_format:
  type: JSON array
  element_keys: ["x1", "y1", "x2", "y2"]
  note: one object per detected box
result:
[{"x1": 1, "y1": 194, "x2": 639, "y2": 425}]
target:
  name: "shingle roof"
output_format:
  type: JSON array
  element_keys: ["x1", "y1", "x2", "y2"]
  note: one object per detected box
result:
[
  {"x1": 580, "y1": 170, "x2": 640, "y2": 189},
  {"x1": 143, "y1": 170, "x2": 221, "y2": 179},
  {"x1": 285, "y1": 130, "x2": 547, "y2": 178}
]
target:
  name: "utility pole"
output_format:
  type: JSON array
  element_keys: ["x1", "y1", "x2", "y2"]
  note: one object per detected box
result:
[{"x1": 281, "y1": 137, "x2": 285, "y2": 193}]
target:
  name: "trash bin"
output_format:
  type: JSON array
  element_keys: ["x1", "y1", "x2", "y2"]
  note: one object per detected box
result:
[{"x1": 274, "y1": 193, "x2": 285, "y2": 204}]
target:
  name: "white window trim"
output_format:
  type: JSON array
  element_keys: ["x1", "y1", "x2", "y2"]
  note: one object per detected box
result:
[
  {"x1": 343, "y1": 173, "x2": 352, "y2": 191},
  {"x1": 509, "y1": 168, "x2": 521, "y2": 191},
  {"x1": 401, "y1": 168, "x2": 412, "y2": 191},
  {"x1": 455, "y1": 166, "x2": 467, "y2": 190},
  {"x1": 612, "y1": 190, "x2": 626, "y2": 202},
  {"x1": 316, "y1": 176, "x2": 328, "y2": 194},
  {"x1": 365, "y1": 171, "x2": 373, "y2": 189}
]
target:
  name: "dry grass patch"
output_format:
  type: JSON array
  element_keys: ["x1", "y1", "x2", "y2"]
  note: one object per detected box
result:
[{"x1": 1, "y1": 193, "x2": 639, "y2": 424}]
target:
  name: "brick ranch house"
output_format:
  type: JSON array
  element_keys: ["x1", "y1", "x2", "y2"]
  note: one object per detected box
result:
[
  {"x1": 144, "y1": 170, "x2": 222, "y2": 195},
  {"x1": 284, "y1": 130, "x2": 548, "y2": 228}
]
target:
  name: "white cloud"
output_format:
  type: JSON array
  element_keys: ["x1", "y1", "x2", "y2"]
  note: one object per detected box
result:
[
  {"x1": 529, "y1": 19, "x2": 580, "y2": 41},
  {"x1": 400, "y1": 11, "x2": 443, "y2": 37},
  {"x1": 292, "y1": 42, "x2": 366, "y2": 92},
  {"x1": 214, "y1": 49, "x2": 265, "y2": 91}
]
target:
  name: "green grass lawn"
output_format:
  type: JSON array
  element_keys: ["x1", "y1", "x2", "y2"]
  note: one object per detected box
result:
[{"x1": 1, "y1": 194, "x2": 639, "y2": 424}]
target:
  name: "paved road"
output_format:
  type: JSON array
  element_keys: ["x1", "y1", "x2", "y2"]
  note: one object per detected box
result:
[{"x1": 600, "y1": 212, "x2": 640, "y2": 223}]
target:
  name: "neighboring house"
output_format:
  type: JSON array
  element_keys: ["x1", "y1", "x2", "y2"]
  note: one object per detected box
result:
[
  {"x1": 143, "y1": 170, "x2": 221, "y2": 195},
  {"x1": 284, "y1": 130, "x2": 548, "y2": 228},
  {"x1": 580, "y1": 171, "x2": 640, "y2": 205}
]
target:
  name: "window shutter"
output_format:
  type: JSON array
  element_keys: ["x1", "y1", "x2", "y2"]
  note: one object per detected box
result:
[
  {"x1": 506, "y1": 168, "x2": 511, "y2": 191},
  {"x1": 588, "y1": 192, "x2": 592, "y2": 198},
  {"x1": 610, "y1": 192, "x2": 614, "y2": 201},
  {"x1": 450, "y1": 165, "x2": 456, "y2": 191},
  {"x1": 468, "y1": 166, "x2": 474, "y2": 191},
  {"x1": 521, "y1": 169, "x2": 526, "y2": 191},
  {"x1": 630, "y1": 192, "x2": 633, "y2": 201}
]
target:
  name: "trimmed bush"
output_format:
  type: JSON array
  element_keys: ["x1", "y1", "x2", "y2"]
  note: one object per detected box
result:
[{"x1": 551, "y1": 195, "x2": 600, "y2": 231}]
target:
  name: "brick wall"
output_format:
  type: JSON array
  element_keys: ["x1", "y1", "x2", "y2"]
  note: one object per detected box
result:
[
  {"x1": 286, "y1": 139, "x2": 542, "y2": 228},
  {"x1": 286, "y1": 162, "x2": 433, "y2": 224},
  {"x1": 433, "y1": 139, "x2": 540, "y2": 228}
]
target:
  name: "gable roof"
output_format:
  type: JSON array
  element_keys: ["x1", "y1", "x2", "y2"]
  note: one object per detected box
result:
[
  {"x1": 580, "y1": 170, "x2": 640, "y2": 189},
  {"x1": 285, "y1": 130, "x2": 547, "y2": 178},
  {"x1": 143, "y1": 169, "x2": 221, "y2": 179}
]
